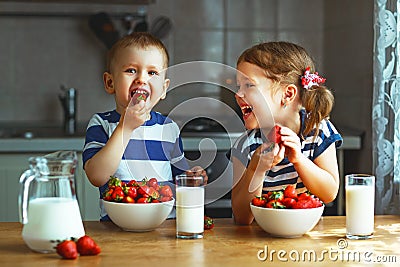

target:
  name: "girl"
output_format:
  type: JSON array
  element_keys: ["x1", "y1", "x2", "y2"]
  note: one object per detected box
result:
[{"x1": 230, "y1": 42, "x2": 342, "y2": 224}]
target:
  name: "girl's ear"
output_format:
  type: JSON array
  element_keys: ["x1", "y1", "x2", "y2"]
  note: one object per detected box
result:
[
  {"x1": 103, "y1": 72, "x2": 115, "y2": 94},
  {"x1": 160, "y1": 78, "x2": 170, "y2": 100},
  {"x1": 282, "y1": 84, "x2": 298, "y2": 105}
]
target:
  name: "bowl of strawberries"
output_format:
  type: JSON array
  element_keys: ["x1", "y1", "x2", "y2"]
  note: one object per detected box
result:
[
  {"x1": 250, "y1": 185, "x2": 324, "y2": 238},
  {"x1": 102, "y1": 176, "x2": 174, "y2": 232}
]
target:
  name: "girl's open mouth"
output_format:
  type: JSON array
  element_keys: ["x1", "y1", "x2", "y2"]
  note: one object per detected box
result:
[{"x1": 240, "y1": 104, "x2": 253, "y2": 120}]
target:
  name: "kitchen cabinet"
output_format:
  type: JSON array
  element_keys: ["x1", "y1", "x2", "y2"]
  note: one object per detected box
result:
[
  {"x1": 74, "y1": 153, "x2": 101, "y2": 221},
  {"x1": 0, "y1": 153, "x2": 99, "y2": 222},
  {"x1": 0, "y1": 154, "x2": 27, "y2": 222}
]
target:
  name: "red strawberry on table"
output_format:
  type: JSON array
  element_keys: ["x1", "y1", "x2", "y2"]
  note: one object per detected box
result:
[
  {"x1": 131, "y1": 89, "x2": 149, "y2": 105},
  {"x1": 76, "y1": 235, "x2": 101, "y2": 256},
  {"x1": 204, "y1": 216, "x2": 214, "y2": 230},
  {"x1": 267, "y1": 125, "x2": 282, "y2": 144},
  {"x1": 56, "y1": 240, "x2": 78, "y2": 259}
]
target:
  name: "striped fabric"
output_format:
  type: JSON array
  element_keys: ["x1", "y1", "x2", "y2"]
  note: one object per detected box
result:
[
  {"x1": 82, "y1": 110, "x2": 188, "y2": 220},
  {"x1": 228, "y1": 109, "x2": 343, "y2": 193}
]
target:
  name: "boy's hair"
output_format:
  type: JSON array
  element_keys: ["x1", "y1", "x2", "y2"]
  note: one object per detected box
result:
[
  {"x1": 237, "y1": 41, "x2": 334, "y2": 137},
  {"x1": 106, "y1": 32, "x2": 169, "y2": 72}
]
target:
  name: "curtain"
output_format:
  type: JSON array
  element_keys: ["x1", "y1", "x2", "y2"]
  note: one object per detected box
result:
[{"x1": 373, "y1": 0, "x2": 400, "y2": 214}]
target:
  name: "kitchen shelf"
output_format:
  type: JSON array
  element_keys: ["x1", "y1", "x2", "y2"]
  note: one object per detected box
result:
[
  {"x1": 1, "y1": 0, "x2": 155, "y2": 4},
  {"x1": 0, "y1": 10, "x2": 145, "y2": 19}
]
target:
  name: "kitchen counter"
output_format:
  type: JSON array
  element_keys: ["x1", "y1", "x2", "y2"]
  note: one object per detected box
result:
[
  {"x1": 0, "y1": 133, "x2": 360, "y2": 152},
  {"x1": 0, "y1": 216, "x2": 399, "y2": 266}
]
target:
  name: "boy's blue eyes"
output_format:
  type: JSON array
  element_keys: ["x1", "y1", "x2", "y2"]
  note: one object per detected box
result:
[
  {"x1": 125, "y1": 69, "x2": 159, "y2": 75},
  {"x1": 149, "y1": 71, "x2": 159, "y2": 75},
  {"x1": 126, "y1": 69, "x2": 136, "y2": 74}
]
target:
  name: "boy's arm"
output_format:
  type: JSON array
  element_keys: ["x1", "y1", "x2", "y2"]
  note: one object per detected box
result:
[
  {"x1": 84, "y1": 122, "x2": 131, "y2": 187},
  {"x1": 84, "y1": 103, "x2": 150, "y2": 187}
]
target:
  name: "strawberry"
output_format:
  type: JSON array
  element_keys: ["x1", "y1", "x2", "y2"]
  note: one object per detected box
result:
[
  {"x1": 159, "y1": 184, "x2": 173, "y2": 197},
  {"x1": 76, "y1": 235, "x2": 101, "y2": 256},
  {"x1": 267, "y1": 125, "x2": 282, "y2": 144},
  {"x1": 56, "y1": 240, "x2": 78, "y2": 259},
  {"x1": 131, "y1": 90, "x2": 148, "y2": 104},
  {"x1": 111, "y1": 186, "x2": 125, "y2": 202},
  {"x1": 265, "y1": 199, "x2": 286, "y2": 209},
  {"x1": 204, "y1": 216, "x2": 214, "y2": 230},
  {"x1": 108, "y1": 176, "x2": 122, "y2": 188},
  {"x1": 251, "y1": 196, "x2": 266, "y2": 207},
  {"x1": 160, "y1": 196, "x2": 172, "y2": 202},
  {"x1": 283, "y1": 184, "x2": 297, "y2": 199}
]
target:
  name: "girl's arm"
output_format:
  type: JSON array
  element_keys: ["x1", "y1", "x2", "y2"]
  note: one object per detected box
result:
[
  {"x1": 280, "y1": 126, "x2": 340, "y2": 203},
  {"x1": 292, "y1": 144, "x2": 340, "y2": 203},
  {"x1": 231, "y1": 143, "x2": 277, "y2": 225}
]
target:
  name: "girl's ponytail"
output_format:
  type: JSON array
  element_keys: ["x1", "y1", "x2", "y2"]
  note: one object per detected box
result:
[{"x1": 301, "y1": 85, "x2": 334, "y2": 137}]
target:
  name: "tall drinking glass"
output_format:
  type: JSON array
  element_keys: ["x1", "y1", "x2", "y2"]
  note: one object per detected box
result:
[
  {"x1": 175, "y1": 173, "x2": 205, "y2": 239},
  {"x1": 345, "y1": 174, "x2": 375, "y2": 239}
]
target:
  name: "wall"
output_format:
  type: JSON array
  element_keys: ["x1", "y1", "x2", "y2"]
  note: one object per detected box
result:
[
  {"x1": 0, "y1": 0, "x2": 373, "y2": 171},
  {"x1": 324, "y1": 0, "x2": 374, "y2": 174},
  {"x1": 0, "y1": 0, "x2": 324, "y2": 123}
]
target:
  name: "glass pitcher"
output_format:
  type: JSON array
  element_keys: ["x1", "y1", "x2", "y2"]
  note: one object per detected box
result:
[{"x1": 19, "y1": 151, "x2": 85, "y2": 253}]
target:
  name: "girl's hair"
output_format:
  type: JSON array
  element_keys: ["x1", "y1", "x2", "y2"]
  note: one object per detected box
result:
[
  {"x1": 106, "y1": 32, "x2": 169, "y2": 72},
  {"x1": 237, "y1": 41, "x2": 334, "y2": 137}
]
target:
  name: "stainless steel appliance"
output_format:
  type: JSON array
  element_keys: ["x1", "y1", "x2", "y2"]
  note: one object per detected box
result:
[{"x1": 180, "y1": 117, "x2": 241, "y2": 218}]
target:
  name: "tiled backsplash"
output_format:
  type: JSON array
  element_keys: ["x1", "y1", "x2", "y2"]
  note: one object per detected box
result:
[{"x1": 0, "y1": 0, "x2": 326, "y2": 123}]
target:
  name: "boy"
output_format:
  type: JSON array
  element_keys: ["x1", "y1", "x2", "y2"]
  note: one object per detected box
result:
[{"x1": 83, "y1": 33, "x2": 191, "y2": 220}]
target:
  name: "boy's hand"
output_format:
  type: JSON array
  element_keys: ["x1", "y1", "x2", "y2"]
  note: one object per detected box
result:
[
  {"x1": 122, "y1": 100, "x2": 150, "y2": 132},
  {"x1": 186, "y1": 166, "x2": 208, "y2": 184}
]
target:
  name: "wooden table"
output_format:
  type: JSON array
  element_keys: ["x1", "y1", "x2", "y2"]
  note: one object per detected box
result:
[{"x1": 0, "y1": 216, "x2": 399, "y2": 267}]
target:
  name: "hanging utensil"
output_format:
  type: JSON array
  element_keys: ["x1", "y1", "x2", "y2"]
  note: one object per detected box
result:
[
  {"x1": 134, "y1": 19, "x2": 148, "y2": 32},
  {"x1": 123, "y1": 14, "x2": 148, "y2": 35},
  {"x1": 88, "y1": 12, "x2": 120, "y2": 49},
  {"x1": 150, "y1": 16, "x2": 172, "y2": 39}
]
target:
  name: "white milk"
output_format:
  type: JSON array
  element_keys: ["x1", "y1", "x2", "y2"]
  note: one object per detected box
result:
[
  {"x1": 346, "y1": 185, "x2": 375, "y2": 236},
  {"x1": 22, "y1": 197, "x2": 85, "y2": 252},
  {"x1": 176, "y1": 187, "x2": 204, "y2": 234}
]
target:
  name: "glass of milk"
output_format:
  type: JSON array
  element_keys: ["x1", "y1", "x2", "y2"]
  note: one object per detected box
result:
[
  {"x1": 345, "y1": 174, "x2": 375, "y2": 239},
  {"x1": 175, "y1": 173, "x2": 205, "y2": 239}
]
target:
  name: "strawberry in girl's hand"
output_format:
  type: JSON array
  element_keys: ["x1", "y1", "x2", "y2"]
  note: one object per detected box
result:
[
  {"x1": 267, "y1": 125, "x2": 282, "y2": 144},
  {"x1": 56, "y1": 240, "x2": 78, "y2": 259},
  {"x1": 76, "y1": 235, "x2": 101, "y2": 256}
]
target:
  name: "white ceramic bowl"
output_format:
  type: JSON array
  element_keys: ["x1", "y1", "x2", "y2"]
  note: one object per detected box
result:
[
  {"x1": 250, "y1": 204, "x2": 324, "y2": 238},
  {"x1": 103, "y1": 199, "x2": 174, "y2": 232}
]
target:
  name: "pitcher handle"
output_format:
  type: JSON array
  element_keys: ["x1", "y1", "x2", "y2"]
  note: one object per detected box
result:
[{"x1": 19, "y1": 170, "x2": 36, "y2": 224}]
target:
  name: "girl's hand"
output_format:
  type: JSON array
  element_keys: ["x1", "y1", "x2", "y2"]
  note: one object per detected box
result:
[
  {"x1": 279, "y1": 126, "x2": 303, "y2": 164},
  {"x1": 248, "y1": 142, "x2": 279, "y2": 174}
]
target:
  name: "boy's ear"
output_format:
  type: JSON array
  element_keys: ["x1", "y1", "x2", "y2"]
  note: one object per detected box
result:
[
  {"x1": 103, "y1": 72, "x2": 115, "y2": 94},
  {"x1": 160, "y1": 78, "x2": 170, "y2": 100}
]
